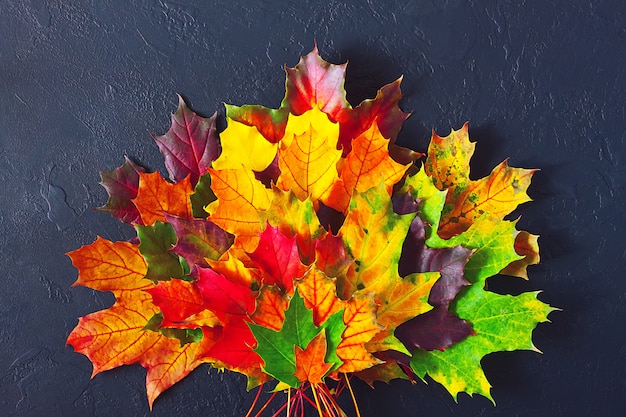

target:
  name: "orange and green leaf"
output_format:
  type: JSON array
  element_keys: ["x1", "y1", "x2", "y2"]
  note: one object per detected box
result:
[
  {"x1": 251, "y1": 285, "x2": 289, "y2": 331},
  {"x1": 439, "y1": 160, "x2": 535, "y2": 238},
  {"x1": 338, "y1": 182, "x2": 414, "y2": 297},
  {"x1": 375, "y1": 271, "x2": 438, "y2": 329},
  {"x1": 500, "y1": 230, "x2": 540, "y2": 279},
  {"x1": 425, "y1": 125, "x2": 536, "y2": 238}
]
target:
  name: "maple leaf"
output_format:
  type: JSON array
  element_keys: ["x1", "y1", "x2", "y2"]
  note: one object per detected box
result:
[
  {"x1": 314, "y1": 233, "x2": 353, "y2": 279},
  {"x1": 151, "y1": 94, "x2": 220, "y2": 186},
  {"x1": 206, "y1": 249, "x2": 261, "y2": 288},
  {"x1": 295, "y1": 265, "x2": 345, "y2": 326},
  {"x1": 226, "y1": 47, "x2": 417, "y2": 162},
  {"x1": 336, "y1": 77, "x2": 415, "y2": 161},
  {"x1": 260, "y1": 187, "x2": 326, "y2": 264},
  {"x1": 336, "y1": 291, "x2": 383, "y2": 373},
  {"x1": 355, "y1": 357, "x2": 410, "y2": 387},
  {"x1": 276, "y1": 107, "x2": 343, "y2": 202},
  {"x1": 500, "y1": 230, "x2": 540, "y2": 279},
  {"x1": 203, "y1": 316, "x2": 268, "y2": 388},
  {"x1": 145, "y1": 279, "x2": 208, "y2": 326},
  {"x1": 322, "y1": 122, "x2": 410, "y2": 214},
  {"x1": 212, "y1": 117, "x2": 277, "y2": 172},
  {"x1": 338, "y1": 181, "x2": 415, "y2": 298},
  {"x1": 250, "y1": 285, "x2": 289, "y2": 331},
  {"x1": 137, "y1": 221, "x2": 186, "y2": 282},
  {"x1": 294, "y1": 331, "x2": 334, "y2": 384},
  {"x1": 96, "y1": 157, "x2": 146, "y2": 225},
  {"x1": 399, "y1": 167, "x2": 522, "y2": 283},
  {"x1": 250, "y1": 290, "x2": 345, "y2": 387},
  {"x1": 189, "y1": 172, "x2": 216, "y2": 219},
  {"x1": 425, "y1": 124, "x2": 536, "y2": 238},
  {"x1": 133, "y1": 171, "x2": 193, "y2": 226},
  {"x1": 224, "y1": 103, "x2": 288, "y2": 144},
  {"x1": 410, "y1": 286, "x2": 556, "y2": 401},
  {"x1": 396, "y1": 165, "x2": 555, "y2": 400},
  {"x1": 66, "y1": 238, "x2": 215, "y2": 407},
  {"x1": 205, "y1": 166, "x2": 271, "y2": 252},
  {"x1": 395, "y1": 210, "x2": 474, "y2": 351},
  {"x1": 67, "y1": 237, "x2": 149, "y2": 298},
  {"x1": 195, "y1": 267, "x2": 256, "y2": 316},
  {"x1": 165, "y1": 214, "x2": 234, "y2": 267},
  {"x1": 248, "y1": 224, "x2": 308, "y2": 293}
]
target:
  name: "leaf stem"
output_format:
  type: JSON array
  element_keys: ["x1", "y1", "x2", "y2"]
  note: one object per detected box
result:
[
  {"x1": 254, "y1": 391, "x2": 278, "y2": 417},
  {"x1": 344, "y1": 373, "x2": 361, "y2": 417},
  {"x1": 245, "y1": 385, "x2": 263, "y2": 417},
  {"x1": 310, "y1": 384, "x2": 325, "y2": 417}
]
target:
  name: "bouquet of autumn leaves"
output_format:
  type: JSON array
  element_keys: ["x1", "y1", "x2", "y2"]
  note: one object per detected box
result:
[{"x1": 67, "y1": 47, "x2": 555, "y2": 416}]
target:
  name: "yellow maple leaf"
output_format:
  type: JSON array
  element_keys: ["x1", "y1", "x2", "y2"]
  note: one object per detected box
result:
[
  {"x1": 212, "y1": 118, "x2": 278, "y2": 172},
  {"x1": 276, "y1": 107, "x2": 342, "y2": 202},
  {"x1": 425, "y1": 124, "x2": 536, "y2": 238}
]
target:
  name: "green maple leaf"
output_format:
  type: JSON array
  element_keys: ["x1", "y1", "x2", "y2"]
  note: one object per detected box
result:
[
  {"x1": 401, "y1": 168, "x2": 522, "y2": 283},
  {"x1": 400, "y1": 168, "x2": 556, "y2": 400},
  {"x1": 411, "y1": 286, "x2": 556, "y2": 401},
  {"x1": 190, "y1": 172, "x2": 216, "y2": 219},
  {"x1": 249, "y1": 290, "x2": 345, "y2": 387},
  {"x1": 137, "y1": 221, "x2": 186, "y2": 281}
]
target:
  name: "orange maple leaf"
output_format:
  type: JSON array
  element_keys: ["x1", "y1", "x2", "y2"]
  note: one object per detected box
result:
[
  {"x1": 146, "y1": 279, "x2": 219, "y2": 327},
  {"x1": 295, "y1": 265, "x2": 345, "y2": 327},
  {"x1": 250, "y1": 285, "x2": 289, "y2": 331},
  {"x1": 336, "y1": 292, "x2": 383, "y2": 373},
  {"x1": 205, "y1": 166, "x2": 272, "y2": 252},
  {"x1": 294, "y1": 331, "x2": 333, "y2": 384},
  {"x1": 133, "y1": 171, "x2": 193, "y2": 225},
  {"x1": 323, "y1": 122, "x2": 410, "y2": 214},
  {"x1": 66, "y1": 238, "x2": 215, "y2": 408}
]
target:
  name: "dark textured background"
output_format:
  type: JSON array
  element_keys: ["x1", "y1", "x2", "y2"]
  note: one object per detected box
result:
[{"x1": 1, "y1": 1, "x2": 624, "y2": 416}]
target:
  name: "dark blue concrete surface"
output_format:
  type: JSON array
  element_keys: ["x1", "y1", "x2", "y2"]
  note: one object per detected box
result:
[{"x1": 0, "y1": 1, "x2": 624, "y2": 416}]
